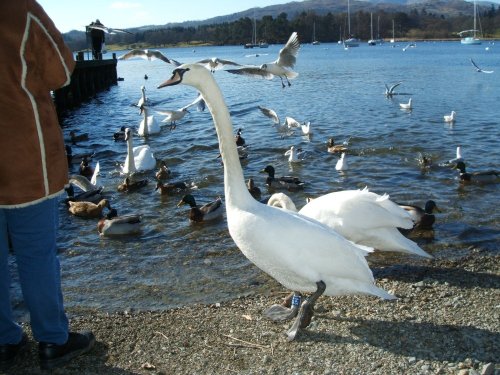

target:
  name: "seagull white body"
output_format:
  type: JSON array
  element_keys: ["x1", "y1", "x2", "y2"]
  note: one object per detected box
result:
[
  {"x1": 399, "y1": 98, "x2": 412, "y2": 110},
  {"x1": 157, "y1": 64, "x2": 394, "y2": 301},
  {"x1": 268, "y1": 188, "x2": 432, "y2": 258},
  {"x1": 300, "y1": 121, "x2": 312, "y2": 136},
  {"x1": 156, "y1": 108, "x2": 189, "y2": 127},
  {"x1": 470, "y1": 58, "x2": 494, "y2": 74},
  {"x1": 122, "y1": 128, "x2": 156, "y2": 174},
  {"x1": 284, "y1": 146, "x2": 303, "y2": 163},
  {"x1": 444, "y1": 111, "x2": 456, "y2": 123},
  {"x1": 335, "y1": 152, "x2": 348, "y2": 171},
  {"x1": 90, "y1": 161, "x2": 100, "y2": 187},
  {"x1": 384, "y1": 81, "x2": 402, "y2": 97},
  {"x1": 119, "y1": 49, "x2": 182, "y2": 66},
  {"x1": 138, "y1": 105, "x2": 161, "y2": 136},
  {"x1": 195, "y1": 57, "x2": 242, "y2": 72},
  {"x1": 227, "y1": 32, "x2": 300, "y2": 87}
]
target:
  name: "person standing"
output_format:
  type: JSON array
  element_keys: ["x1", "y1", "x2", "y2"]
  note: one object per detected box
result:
[
  {"x1": 0, "y1": 0, "x2": 95, "y2": 370},
  {"x1": 89, "y1": 19, "x2": 105, "y2": 60}
]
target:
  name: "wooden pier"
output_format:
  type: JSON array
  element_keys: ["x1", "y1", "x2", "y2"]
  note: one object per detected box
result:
[{"x1": 53, "y1": 52, "x2": 118, "y2": 116}]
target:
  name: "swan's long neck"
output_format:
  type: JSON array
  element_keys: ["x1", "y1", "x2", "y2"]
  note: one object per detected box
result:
[
  {"x1": 142, "y1": 108, "x2": 149, "y2": 136},
  {"x1": 126, "y1": 135, "x2": 136, "y2": 173},
  {"x1": 196, "y1": 78, "x2": 252, "y2": 208}
]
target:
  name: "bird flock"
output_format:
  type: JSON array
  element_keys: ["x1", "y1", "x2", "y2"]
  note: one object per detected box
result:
[{"x1": 62, "y1": 34, "x2": 498, "y2": 341}]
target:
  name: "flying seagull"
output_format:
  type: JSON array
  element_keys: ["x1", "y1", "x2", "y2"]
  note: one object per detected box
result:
[
  {"x1": 195, "y1": 57, "x2": 243, "y2": 72},
  {"x1": 470, "y1": 58, "x2": 494, "y2": 74},
  {"x1": 384, "y1": 81, "x2": 402, "y2": 97},
  {"x1": 87, "y1": 24, "x2": 132, "y2": 35},
  {"x1": 118, "y1": 49, "x2": 182, "y2": 66},
  {"x1": 227, "y1": 32, "x2": 300, "y2": 88}
]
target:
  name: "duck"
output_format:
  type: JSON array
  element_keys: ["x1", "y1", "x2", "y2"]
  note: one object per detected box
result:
[
  {"x1": 79, "y1": 157, "x2": 94, "y2": 180},
  {"x1": 454, "y1": 161, "x2": 499, "y2": 184},
  {"x1": 65, "y1": 174, "x2": 104, "y2": 204},
  {"x1": 155, "y1": 161, "x2": 171, "y2": 180},
  {"x1": 398, "y1": 200, "x2": 440, "y2": 230},
  {"x1": 247, "y1": 178, "x2": 262, "y2": 201},
  {"x1": 444, "y1": 111, "x2": 456, "y2": 123},
  {"x1": 327, "y1": 137, "x2": 348, "y2": 154},
  {"x1": 65, "y1": 145, "x2": 95, "y2": 166},
  {"x1": 69, "y1": 130, "x2": 89, "y2": 144},
  {"x1": 122, "y1": 128, "x2": 156, "y2": 174},
  {"x1": 335, "y1": 152, "x2": 348, "y2": 171},
  {"x1": 399, "y1": 98, "x2": 412, "y2": 110},
  {"x1": 68, "y1": 199, "x2": 110, "y2": 219},
  {"x1": 155, "y1": 181, "x2": 189, "y2": 195},
  {"x1": 113, "y1": 126, "x2": 127, "y2": 141},
  {"x1": 97, "y1": 212, "x2": 142, "y2": 237},
  {"x1": 177, "y1": 194, "x2": 224, "y2": 222},
  {"x1": 138, "y1": 105, "x2": 161, "y2": 136},
  {"x1": 261, "y1": 165, "x2": 305, "y2": 191},
  {"x1": 117, "y1": 177, "x2": 149, "y2": 192},
  {"x1": 268, "y1": 188, "x2": 431, "y2": 258},
  {"x1": 235, "y1": 128, "x2": 245, "y2": 146},
  {"x1": 158, "y1": 64, "x2": 394, "y2": 341}
]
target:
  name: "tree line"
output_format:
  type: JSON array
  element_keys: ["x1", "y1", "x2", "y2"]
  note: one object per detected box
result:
[{"x1": 66, "y1": 6, "x2": 500, "y2": 51}]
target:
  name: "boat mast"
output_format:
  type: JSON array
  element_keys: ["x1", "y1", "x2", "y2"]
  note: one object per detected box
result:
[
  {"x1": 473, "y1": 0, "x2": 477, "y2": 38},
  {"x1": 347, "y1": 0, "x2": 351, "y2": 37}
]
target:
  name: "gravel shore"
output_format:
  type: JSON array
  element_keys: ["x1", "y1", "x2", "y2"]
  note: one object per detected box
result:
[{"x1": 3, "y1": 251, "x2": 499, "y2": 375}]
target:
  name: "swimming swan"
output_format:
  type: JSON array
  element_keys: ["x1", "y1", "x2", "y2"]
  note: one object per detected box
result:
[
  {"x1": 158, "y1": 64, "x2": 395, "y2": 341},
  {"x1": 122, "y1": 128, "x2": 156, "y2": 174},
  {"x1": 138, "y1": 105, "x2": 161, "y2": 136}
]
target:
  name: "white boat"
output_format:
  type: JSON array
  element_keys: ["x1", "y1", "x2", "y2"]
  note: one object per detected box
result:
[
  {"x1": 344, "y1": 0, "x2": 359, "y2": 47},
  {"x1": 244, "y1": 18, "x2": 268, "y2": 48},
  {"x1": 459, "y1": 0, "x2": 481, "y2": 45},
  {"x1": 390, "y1": 19, "x2": 395, "y2": 43},
  {"x1": 368, "y1": 13, "x2": 383, "y2": 46},
  {"x1": 312, "y1": 21, "x2": 320, "y2": 45}
]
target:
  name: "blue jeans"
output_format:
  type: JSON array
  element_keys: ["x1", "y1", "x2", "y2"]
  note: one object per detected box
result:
[{"x1": 0, "y1": 197, "x2": 68, "y2": 345}]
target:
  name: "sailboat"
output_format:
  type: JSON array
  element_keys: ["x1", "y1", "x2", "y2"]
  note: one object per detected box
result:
[
  {"x1": 244, "y1": 18, "x2": 268, "y2": 48},
  {"x1": 459, "y1": 0, "x2": 481, "y2": 45},
  {"x1": 312, "y1": 22, "x2": 320, "y2": 45},
  {"x1": 390, "y1": 19, "x2": 395, "y2": 43},
  {"x1": 344, "y1": 0, "x2": 359, "y2": 47},
  {"x1": 368, "y1": 13, "x2": 383, "y2": 45}
]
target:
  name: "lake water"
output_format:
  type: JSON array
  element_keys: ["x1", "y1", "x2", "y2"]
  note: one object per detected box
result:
[{"x1": 10, "y1": 40, "x2": 500, "y2": 318}]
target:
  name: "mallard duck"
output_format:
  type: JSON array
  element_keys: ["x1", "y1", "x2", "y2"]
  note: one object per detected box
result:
[
  {"x1": 268, "y1": 188, "x2": 432, "y2": 258},
  {"x1": 79, "y1": 157, "x2": 94, "y2": 180},
  {"x1": 158, "y1": 64, "x2": 394, "y2": 340},
  {"x1": 454, "y1": 161, "x2": 499, "y2": 184},
  {"x1": 69, "y1": 130, "x2": 89, "y2": 144},
  {"x1": 65, "y1": 174, "x2": 104, "y2": 204},
  {"x1": 327, "y1": 138, "x2": 348, "y2": 154},
  {"x1": 398, "y1": 200, "x2": 440, "y2": 230},
  {"x1": 177, "y1": 194, "x2": 223, "y2": 222},
  {"x1": 122, "y1": 128, "x2": 156, "y2": 174},
  {"x1": 335, "y1": 152, "x2": 348, "y2": 171},
  {"x1": 138, "y1": 105, "x2": 161, "y2": 136},
  {"x1": 155, "y1": 181, "x2": 188, "y2": 195},
  {"x1": 261, "y1": 165, "x2": 304, "y2": 191},
  {"x1": 68, "y1": 199, "x2": 110, "y2": 218},
  {"x1": 117, "y1": 177, "x2": 148, "y2": 192},
  {"x1": 399, "y1": 98, "x2": 412, "y2": 110},
  {"x1": 65, "y1": 145, "x2": 95, "y2": 165},
  {"x1": 155, "y1": 161, "x2": 171, "y2": 180},
  {"x1": 113, "y1": 126, "x2": 126, "y2": 141},
  {"x1": 97, "y1": 213, "x2": 142, "y2": 236},
  {"x1": 247, "y1": 178, "x2": 262, "y2": 201},
  {"x1": 235, "y1": 128, "x2": 245, "y2": 146}
]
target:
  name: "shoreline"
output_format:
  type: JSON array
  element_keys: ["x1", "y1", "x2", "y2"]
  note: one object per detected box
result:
[{"x1": 4, "y1": 251, "x2": 499, "y2": 375}]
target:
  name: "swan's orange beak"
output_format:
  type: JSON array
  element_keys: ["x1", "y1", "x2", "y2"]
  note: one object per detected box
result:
[{"x1": 158, "y1": 68, "x2": 185, "y2": 88}]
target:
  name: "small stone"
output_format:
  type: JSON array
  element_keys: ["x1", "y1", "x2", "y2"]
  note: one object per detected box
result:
[
  {"x1": 421, "y1": 364, "x2": 430, "y2": 371},
  {"x1": 457, "y1": 370, "x2": 469, "y2": 375},
  {"x1": 481, "y1": 363, "x2": 495, "y2": 375},
  {"x1": 408, "y1": 357, "x2": 417, "y2": 364}
]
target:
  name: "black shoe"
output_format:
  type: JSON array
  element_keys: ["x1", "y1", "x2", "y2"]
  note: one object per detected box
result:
[
  {"x1": 0, "y1": 333, "x2": 28, "y2": 369},
  {"x1": 39, "y1": 331, "x2": 95, "y2": 370}
]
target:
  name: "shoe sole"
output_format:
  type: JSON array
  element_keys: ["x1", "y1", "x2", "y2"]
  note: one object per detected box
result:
[{"x1": 39, "y1": 337, "x2": 95, "y2": 370}]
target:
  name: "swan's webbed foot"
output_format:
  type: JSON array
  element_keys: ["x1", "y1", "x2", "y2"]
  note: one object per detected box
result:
[
  {"x1": 285, "y1": 281, "x2": 326, "y2": 341},
  {"x1": 263, "y1": 292, "x2": 301, "y2": 321}
]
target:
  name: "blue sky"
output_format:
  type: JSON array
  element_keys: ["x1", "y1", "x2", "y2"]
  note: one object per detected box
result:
[{"x1": 37, "y1": 0, "x2": 292, "y2": 33}]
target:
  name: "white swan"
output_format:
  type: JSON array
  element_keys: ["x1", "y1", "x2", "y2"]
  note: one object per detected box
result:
[
  {"x1": 122, "y1": 128, "x2": 156, "y2": 174},
  {"x1": 335, "y1": 152, "x2": 348, "y2": 171},
  {"x1": 444, "y1": 111, "x2": 456, "y2": 123},
  {"x1": 137, "y1": 85, "x2": 147, "y2": 108},
  {"x1": 399, "y1": 98, "x2": 412, "y2": 110},
  {"x1": 138, "y1": 105, "x2": 161, "y2": 136},
  {"x1": 158, "y1": 64, "x2": 394, "y2": 340},
  {"x1": 268, "y1": 188, "x2": 432, "y2": 258}
]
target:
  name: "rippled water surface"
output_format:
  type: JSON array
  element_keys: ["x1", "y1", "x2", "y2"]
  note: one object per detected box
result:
[{"x1": 11, "y1": 41, "x2": 500, "y2": 317}]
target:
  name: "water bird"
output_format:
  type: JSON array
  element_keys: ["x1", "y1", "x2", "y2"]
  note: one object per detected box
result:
[
  {"x1": 261, "y1": 165, "x2": 305, "y2": 190},
  {"x1": 117, "y1": 177, "x2": 149, "y2": 193},
  {"x1": 454, "y1": 161, "x2": 499, "y2": 183},
  {"x1": 300, "y1": 122, "x2": 312, "y2": 136},
  {"x1": 118, "y1": 49, "x2": 182, "y2": 66},
  {"x1": 399, "y1": 98, "x2": 412, "y2": 110},
  {"x1": 68, "y1": 199, "x2": 110, "y2": 219},
  {"x1": 195, "y1": 57, "x2": 242, "y2": 72},
  {"x1": 79, "y1": 157, "x2": 94, "y2": 180},
  {"x1": 177, "y1": 194, "x2": 224, "y2": 222},
  {"x1": 247, "y1": 178, "x2": 262, "y2": 201},
  {"x1": 98, "y1": 212, "x2": 142, "y2": 237},
  {"x1": 235, "y1": 128, "x2": 245, "y2": 146},
  {"x1": 136, "y1": 85, "x2": 148, "y2": 108},
  {"x1": 284, "y1": 146, "x2": 305, "y2": 163},
  {"x1": 398, "y1": 200, "x2": 440, "y2": 230},
  {"x1": 65, "y1": 174, "x2": 104, "y2": 204},
  {"x1": 442, "y1": 146, "x2": 464, "y2": 167},
  {"x1": 470, "y1": 58, "x2": 494, "y2": 74},
  {"x1": 384, "y1": 81, "x2": 402, "y2": 97},
  {"x1": 113, "y1": 126, "x2": 126, "y2": 141},
  {"x1": 444, "y1": 111, "x2": 456, "y2": 123},
  {"x1": 226, "y1": 32, "x2": 300, "y2": 88},
  {"x1": 257, "y1": 106, "x2": 298, "y2": 136},
  {"x1": 155, "y1": 181, "x2": 189, "y2": 195},
  {"x1": 155, "y1": 161, "x2": 171, "y2": 180},
  {"x1": 327, "y1": 137, "x2": 348, "y2": 154},
  {"x1": 156, "y1": 108, "x2": 189, "y2": 130},
  {"x1": 87, "y1": 22, "x2": 132, "y2": 35},
  {"x1": 157, "y1": 64, "x2": 394, "y2": 340},
  {"x1": 65, "y1": 145, "x2": 95, "y2": 165},
  {"x1": 69, "y1": 130, "x2": 89, "y2": 144},
  {"x1": 268, "y1": 188, "x2": 432, "y2": 258},
  {"x1": 335, "y1": 152, "x2": 348, "y2": 171},
  {"x1": 122, "y1": 128, "x2": 156, "y2": 174},
  {"x1": 138, "y1": 105, "x2": 161, "y2": 136}
]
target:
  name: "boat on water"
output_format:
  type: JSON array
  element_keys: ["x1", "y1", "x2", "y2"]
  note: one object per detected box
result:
[
  {"x1": 459, "y1": 0, "x2": 481, "y2": 45},
  {"x1": 244, "y1": 18, "x2": 269, "y2": 49},
  {"x1": 344, "y1": 0, "x2": 359, "y2": 47},
  {"x1": 312, "y1": 21, "x2": 320, "y2": 45},
  {"x1": 368, "y1": 13, "x2": 383, "y2": 46},
  {"x1": 390, "y1": 19, "x2": 395, "y2": 43}
]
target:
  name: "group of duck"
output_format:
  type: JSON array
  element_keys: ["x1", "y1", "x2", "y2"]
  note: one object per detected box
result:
[{"x1": 62, "y1": 33, "x2": 498, "y2": 341}]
